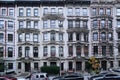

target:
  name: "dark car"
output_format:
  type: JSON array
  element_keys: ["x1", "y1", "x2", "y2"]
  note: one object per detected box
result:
[
  {"x1": 89, "y1": 72, "x2": 120, "y2": 80},
  {"x1": 53, "y1": 73, "x2": 84, "y2": 80},
  {"x1": 0, "y1": 76, "x2": 17, "y2": 80}
]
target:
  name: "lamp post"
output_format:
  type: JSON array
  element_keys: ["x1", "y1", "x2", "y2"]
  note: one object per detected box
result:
[{"x1": 59, "y1": 21, "x2": 62, "y2": 76}]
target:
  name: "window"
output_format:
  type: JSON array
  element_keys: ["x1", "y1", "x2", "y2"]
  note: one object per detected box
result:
[
  {"x1": 43, "y1": 62, "x2": 47, "y2": 66},
  {"x1": 43, "y1": 46, "x2": 48, "y2": 56},
  {"x1": 0, "y1": 20, "x2": 4, "y2": 29},
  {"x1": 8, "y1": 21, "x2": 13, "y2": 29},
  {"x1": 26, "y1": 8, "x2": 31, "y2": 16},
  {"x1": 118, "y1": 32, "x2": 120, "y2": 39},
  {"x1": 51, "y1": 8, "x2": 55, "y2": 14},
  {"x1": 106, "y1": 8, "x2": 111, "y2": 15},
  {"x1": 100, "y1": 8, "x2": 104, "y2": 15},
  {"x1": 101, "y1": 32, "x2": 106, "y2": 40},
  {"x1": 75, "y1": 8, "x2": 80, "y2": 16},
  {"x1": 58, "y1": 20, "x2": 63, "y2": 28},
  {"x1": 18, "y1": 34, "x2": 22, "y2": 42},
  {"x1": 101, "y1": 20, "x2": 105, "y2": 28},
  {"x1": 83, "y1": 21, "x2": 87, "y2": 28},
  {"x1": 92, "y1": 8, "x2": 96, "y2": 16},
  {"x1": 118, "y1": 45, "x2": 120, "y2": 53},
  {"x1": 51, "y1": 46, "x2": 56, "y2": 56},
  {"x1": 68, "y1": 46, "x2": 73, "y2": 56},
  {"x1": 43, "y1": 20, "x2": 48, "y2": 28},
  {"x1": 59, "y1": 46, "x2": 63, "y2": 57},
  {"x1": 93, "y1": 20, "x2": 98, "y2": 28},
  {"x1": 0, "y1": 47, "x2": 3, "y2": 57},
  {"x1": 8, "y1": 47, "x2": 13, "y2": 57},
  {"x1": 93, "y1": 32, "x2": 98, "y2": 41},
  {"x1": 43, "y1": 33, "x2": 48, "y2": 41},
  {"x1": 19, "y1": 8, "x2": 24, "y2": 16},
  {"x1": 68, "y1": 33, "x2": 73, "y2": 41},
  {"x1": 108, "y1": 33, "x2": 113, "y2": 41},
  {"x1": 109, "y1": 46, "x2": 113, "y2": 56},
  {"x1": 83, "y1": 8, "x2": 87, "y2": 16},
  {"x1": 102, "y1": 46, "x2": 106, "y2": 56},
  {"x1": 93, "y1": 46, "x2": 98, "y2": 55},
  {"x1": 68, "y1": 8, "x2": 73, "y2": 15},
  {"x1": 43, "y1": 8, "x2": 48, "y2": 15},
  {"x1": 18, "y1": 62, "x2": 21, "y2": 69},
  {"x1": 19, "y1": 21, "x2": 24, "y2": 28},
  {"x1": 9, "y1": 9, "x2": 14, "y2": 16},
  {"x1": 58, "y1": 8, "x2": 63, "y2": 15},
  {"x1": 2, "y1": 9, "x2": 6, "y2": 16},
  {"x1": 25, "y1": 47, "x2": 30, "y2": 57},
  {"x1": 18, "y1": 47, "x2": 22, "y2": 57},
  {"x1": 59, "y1": 33, "x2": 63, "y2": 41},
  {"x1": 34, "y1": 62, "x2": 38, "y2": 70},
  {"x1": 76, "y1": 33, "x2": 81, "y2": 41},
  {"x1": 84, "y1": 34, "x2": 88, "y2": 42},
  {"x1": 50, "y1": 20, "x2": 55, "y2": 28},
  {"x1": 33, "y1": 47, "x2": 38, "y2": 57},
  {"x1": 50, "y1": 33, "x2": 55, "y2": 41},
  {"x1": 68, "y1": 61, "x2": 73, "y2": 70},
  {"x1": 8, "y1": 34, "x2": 13, "y2": 42},
  {"x1": 117, "y1": 20, "x2": 120, "y2": 27},
  {"x1": 108, "y1": 20, "x2": 112, "y2": 28},
  {"x1": 75, "y1": 20, "x2": 80, "y2": 27},
  {"x1": 76, "y1": 46, "x2": 81, "y2": 57},
  {"x1": 117, "y1": 8, "x2": 120, "y2": 15},
  {"x1": 34, "y1": 8, "x2": 38, "y2": 16},
  {"x1": 0, "y1": 33, "x2": 3, "y2": 42},
  {"x1": 68, "y1": 20, "x2": 73, "y2": 28},
  {"x1": 26, "y1": 21, "x2": 31, "y2": 28},
  {"x1": 8, "y1": 63, "x2": 13, "y2": 69},
  {"x1": 33, "y1": 34, "x2": 38, "y2": 42},
  {"x1": 34, "y1": 21, "x2": 38, "y2": 29},
  {"x1": 25, "y1": 33, "x2": 30, "y2": 41}
]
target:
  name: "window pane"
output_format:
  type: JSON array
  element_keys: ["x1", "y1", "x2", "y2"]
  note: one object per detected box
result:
[
  {"x1": 18, "y1": 47, "x2": 22, "y2": 57},
  {"x1": 8, "y1": 47, "x2": 13, "y2": 57},
  {"x1": 93, "y1": 32, "x2": 98, "y2": 41},
  {"x1": 58, "y1": 8, "x2": 63, "y2": 15},
  {"x1": 8, "y1": 21, "x2": 13, "y2": 29},
  {"x1": 117, "y1": 8, "x2": 120, "y2": 15},
  {"x1": 43, "y1": 33, "x2": 48, "y2": 41},
  {"x1": 75, "y1": 8, "x2": 80, "y2": 16},
  {"x1": 0, "y1": 20, "x2": 4, "y2": 29},
  {"x1": 43, "y1": 46, "x2": 48, "y2": 56},
  {"x1": 50, "y1": 33, "x2": 55, "y2": 41},
  {"x1": 2, "y1": 9, "x2": 6, "y2": 16},
  {"x1": 68, "y1": 8, "x2": 73, "y2": 15},
  {"x1": 43, "y1": 8, "x2": 48, "y2": 15},
  {"x1": 25, "y1": 33, "x2": 30, "y2": 41},
  {"x1": 51, "y1": 8, "x2": 55, "y2": 14},
  {"x1": 19, "y1": 8, "x2": 23, "y2": 16},
  {"x1": 33, "y1": 34, "x2": 38, "y2": 42},
  {"x1": 68, "y1": 20, "x2": 73, "y2": 28},
  {"x1": 9, "y1": 9, "x2": 14, "y2": 16},
  {"x1": 0, "y1": 47, "x2": 3, "y2": 57},
  {"x1": 8, "y1": 63, "x2": 13, "y2": 69},
  {"x1": 34, "y1": 21, "x2": 38, "y2": 29},
  {"x1": 26, "y1": 8, "x2": 31, "y2": 16},
  {"x1": 8, "y1": 34, "x2": 13, "y2": 42},
  {"x1": 19, "y1": 21, "x2": 24, "y2": 28},
  {"x1": 83, "y1": 8, "x2": 87, "y2": 16},
  {"x1": 34, "y1": 8, "x2": 38, "y2": 16},
  {"x1": 50, "y1": 20, "x2": 56, "y2": 28},
  {"x1": 33, "y1": 47, "x2": 38, "y2": 57},
  {"x1": 43, "y1": 20, "x2": 48, "y2": 28},
  {"x1": 0, "y1": 33, "x2": 4, "y2": 42}
]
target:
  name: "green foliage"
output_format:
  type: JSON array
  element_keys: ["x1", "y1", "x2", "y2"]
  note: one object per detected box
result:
[{"x1": 41, "y1": 66, "x2": 59, "y2": 75}]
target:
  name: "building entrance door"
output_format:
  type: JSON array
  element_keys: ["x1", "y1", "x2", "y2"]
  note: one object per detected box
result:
[
  {"x1": 25, "y1": 63, "x2": 31, "y2": 72},
  {"x1": 101, "y1": 61, "x2": 107, "y2": 70}
]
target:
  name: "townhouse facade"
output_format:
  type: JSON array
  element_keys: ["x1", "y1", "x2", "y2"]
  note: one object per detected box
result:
[{"x1": 0, "y1": 0, "x2": 120, "y2": 74}]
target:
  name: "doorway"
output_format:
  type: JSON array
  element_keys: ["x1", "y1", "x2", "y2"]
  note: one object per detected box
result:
[{"x1": 25, "y1": 63, "x2": 31, "y2": 72}]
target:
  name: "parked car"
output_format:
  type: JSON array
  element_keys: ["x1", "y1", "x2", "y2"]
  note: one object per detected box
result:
[
  {"x1": 0, "y1": 76, "x2": 17, "y2": 80},
  {"x1": 89, "y1": 72, "x2": 120, "y2": 80},
  {"x1": 53, "y1": 73, "x2": 84, "y2": 80},
  {"x1": 30, "y1": 72, "x2": 49, "y2": 80}
]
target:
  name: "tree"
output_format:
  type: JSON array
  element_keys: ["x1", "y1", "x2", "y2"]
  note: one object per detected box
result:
[{"x1": 88, "y1": 56, "x2": 100, "y2": 74}]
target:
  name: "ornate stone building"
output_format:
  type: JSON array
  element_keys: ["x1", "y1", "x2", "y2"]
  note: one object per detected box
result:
[{"x1": 0, "y1": 0, "x2": 120, "y2": 74}]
